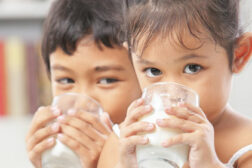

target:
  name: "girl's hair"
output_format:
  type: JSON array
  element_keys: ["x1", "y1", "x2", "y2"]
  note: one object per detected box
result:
[
  {"x1": 42, "y1": 0, "x2": 124, "y2": 72},
  {"x1": 124, "y1": 0, "x2": 241, "y2": 67}
]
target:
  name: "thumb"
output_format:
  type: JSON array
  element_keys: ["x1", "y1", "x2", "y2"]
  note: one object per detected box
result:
[{"x1": 101, "y1": 112, "x2": 113, "y2": 130}]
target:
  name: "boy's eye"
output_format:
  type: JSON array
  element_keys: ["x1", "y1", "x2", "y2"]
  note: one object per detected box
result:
[
  {"x1": 144, "y1": 68, "x2": 162, "y2": 77},
  {"x1": 56, "y1": 78, "x2": 75, "y2": 84},
  {"x1": 98, "y1": 78, "x2": 119, "y2": 84},
  {"x1": 184, "y1": 64, "x2": 202, "y2": 74}
]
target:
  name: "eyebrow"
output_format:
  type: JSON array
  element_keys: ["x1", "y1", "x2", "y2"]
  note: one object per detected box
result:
[
  {"x1": 137, "y1": 53, "x2": 207, "y2": 65},
  {"x1": 175, "y1": 54, "x2": 207, "y2": 62},
  {"x1": 94, "y1": 65, "x2": 125, "y2": 72},
  {"x1": 136, "y1": 57, "x2": 155, "y2": 65},
  {"x1": 51, "y1": 64, "x2": 73, "y2": 72}
]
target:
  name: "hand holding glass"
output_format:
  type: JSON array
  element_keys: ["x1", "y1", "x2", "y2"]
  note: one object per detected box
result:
[
  {"x1": 136, "y1": 82, "x2": 199, "y2": 168},
  {"x1": 42, "y1": 93, "x2": 103, "y2": 168}
]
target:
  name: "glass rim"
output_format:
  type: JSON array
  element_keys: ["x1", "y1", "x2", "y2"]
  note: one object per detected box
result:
[
  {"x1": 142, "y1": 82, "x2": 199, "y2": 99},
  {"x1": 52, "y1": 92, "x2": 103, "y2": 111}
]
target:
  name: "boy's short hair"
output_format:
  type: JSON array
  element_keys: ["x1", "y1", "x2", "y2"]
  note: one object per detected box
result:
[{"x1": 42, "y1": 0, "x2": 124, "y2": 72}]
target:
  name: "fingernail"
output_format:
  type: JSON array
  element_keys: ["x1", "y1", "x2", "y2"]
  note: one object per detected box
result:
[
  {"x1": 156, "y1": 119, "x2": 164, "y2": 125},
  {"x1": 48, "y1": 137, "x2": 54, "y2": 144},
  {"x1": 57, "y1": 115, "x2": 65, "y2": 122},
  {"x1": 136, "y1": 99, "x2": 144, "y2": 105},
  {"x1": 145, "y1": 105, "x2": 152, "y2": 111},
  {"x1": 165, "y1": 108, "x2": 172, "y2": 113},
  {"x1": 58, "y1": 134, "x2": 63, "y2": 140},
  {"x1": 146, "y1": 123, "x2": 154, "y2": 130},
  {"x1": 68, "y1": 108, "x2": 76, "y2": 116},
  {"x1": 52, "y1": 107, "x2": 61, "y2": 116},
  {"x1": 141, "y1": 137, "x2": 148, "y2": 144},
  {"x1": 162, "y1": 141, "x2": 169, "y2": 147},
  {"x1": 178, "y1": 102, "x2": 185, "y2": 107},
  {"x1": 51, "y1": 123, "x2": 59, "y2": 132}
]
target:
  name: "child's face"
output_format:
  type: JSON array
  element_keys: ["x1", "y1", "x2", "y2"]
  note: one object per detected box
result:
[
  {"x1": 49, "y1": 38, "x2": 141, "y2": 123},
  {"x1": 132, "y1": 32, "x2": 233, "y2": 123}
]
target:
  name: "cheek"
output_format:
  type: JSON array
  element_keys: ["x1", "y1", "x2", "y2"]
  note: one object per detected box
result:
[
  {"x1": 196, "y1": 73, "x2": 232, "y2": 121},
  {"x1": 98, "y1": 86, "x2": 141, "y2": 123},
  {"x1": 51, "y1": 82, "x2": 59, "y2": 97}
]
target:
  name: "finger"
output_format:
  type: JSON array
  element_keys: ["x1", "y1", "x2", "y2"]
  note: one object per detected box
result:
[
  {"x1": 60, "y1": 124, "x2": 102, "y2": 151},
  {"x1": 58, "y1": 134, "x2": 100, "y2": 168},
  {"x1": 58, "y1": 116, "x2": 106, "y2": 143},
  {"x1": 100, "y1": 112, "x2": 113, "y2": 130},
  {"x1": 28, "y1": 137, "x2": 56, "y2": 168},
  {"x1": 127, "y1": 98, "x2": 145, "y2": 116},
  {"x1": 57, "y1": 133, "x2": 89, "y2": 155},
  {"x1": 181, "y1": 103, "x2": 207, "y2": 119},
  {"x1": 121, "y1": 122, "x2": 155, "y2": 138},
  {"x1": 161, "y1": 132, "x2": 194, "y2": 147},
  {"x1": 71, "y1": 110, "x2": 111, "y2": 135},
  {"x1": 27, "y1": 106, "x2": 61, "y2": 139},
  {"x1": 120, "y1": 135, "x2": 149, "y2": 151},
  {"x1": 156, "y1": 117, "x2": 199, "y2": 132},
  {"x1": 165, "y1": 106, "x2": 205, "y2": 123},
  {"x1": 27, "y1": 123, "x2": 60, "y2": 151},
  {"x1": 124, "y1": 105, "x2": 152, "y2": 127}
]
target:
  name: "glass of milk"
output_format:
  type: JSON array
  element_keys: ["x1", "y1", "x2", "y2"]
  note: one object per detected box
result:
[
  {"x1": 136, "y1": 82, "x2": 199, "y2": 168},
  {"x1": 42, "y1": 92, "x2": 103, "y2": 168}
]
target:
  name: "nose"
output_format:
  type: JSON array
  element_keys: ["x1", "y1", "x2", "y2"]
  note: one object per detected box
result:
[
  {"x1": 162, "y1": 76, "x2": 184, "y2": 85},
  {"x1": 73, "y1": 84, "x2": 98, "y2": 101}
]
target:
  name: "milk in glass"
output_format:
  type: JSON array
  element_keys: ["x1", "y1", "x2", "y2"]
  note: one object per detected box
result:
[{"x1": 136, "y1": 82, "x2": 199, "y2": 168}]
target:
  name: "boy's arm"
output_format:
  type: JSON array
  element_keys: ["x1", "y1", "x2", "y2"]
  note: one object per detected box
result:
[{"x1": 97, "y1": 132, "x2": 119, "y2": 168}]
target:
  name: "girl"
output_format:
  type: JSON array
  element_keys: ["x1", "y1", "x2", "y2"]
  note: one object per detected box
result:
[{"x1": 98, "y1": 0, "x2": 252, "y2": 167}]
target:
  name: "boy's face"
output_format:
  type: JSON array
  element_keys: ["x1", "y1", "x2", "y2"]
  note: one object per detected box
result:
[
  {"x1": 132, "y1": 31, "x2": 233, "y2": 123},
  {"x1": 50, "y1": 38, "x2": 141, "y2": 123}
]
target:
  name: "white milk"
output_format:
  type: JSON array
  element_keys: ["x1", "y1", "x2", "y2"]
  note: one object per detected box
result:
[
  {"x1": 136, "y1": 93, "x2": 189, "y2": 168},
  {"x1": 42, "y1": 139, "x2": 82, "y2": 168}
]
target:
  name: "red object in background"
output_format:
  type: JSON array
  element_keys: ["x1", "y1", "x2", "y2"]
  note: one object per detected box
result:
[{"x1": 0, "y1": 41, "x2": 7, "y2": 116}]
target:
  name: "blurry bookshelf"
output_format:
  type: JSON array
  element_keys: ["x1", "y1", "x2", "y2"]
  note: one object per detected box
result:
[
  {"x1": 0, "y1": 1, "x2": 52, "y2": 167},
  {"x1": 0, "y1": 0, "x2": 53, "y2": 117}
]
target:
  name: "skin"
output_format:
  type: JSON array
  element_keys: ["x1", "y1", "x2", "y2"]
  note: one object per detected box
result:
[
  {"x1": 98, "y1": 32, "x2": 252, "y2": 168},
  {"x1": 26, "y1": 37, "x2": 141, "y2": 168}
]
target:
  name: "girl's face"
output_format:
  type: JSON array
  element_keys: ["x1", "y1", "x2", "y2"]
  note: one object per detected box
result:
[
  {"x1": 132, "y1": 32, "x2": 233, "y2": 123},
  {"x1": 50, "y1": 38, "x2": 141, "y2": 123}
]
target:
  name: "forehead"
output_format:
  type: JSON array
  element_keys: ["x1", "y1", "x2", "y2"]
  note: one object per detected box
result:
[
  {"x1": 134, "y1": 30, "x2": 227, "y2": 64},
  {"x1": 50, "y1": 39, "x2": 131, "y2": 69}
]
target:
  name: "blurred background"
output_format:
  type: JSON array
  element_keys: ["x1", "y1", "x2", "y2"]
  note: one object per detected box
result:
[{"x1": 0, "y1": 0, "x2": 251, "y2": 167}]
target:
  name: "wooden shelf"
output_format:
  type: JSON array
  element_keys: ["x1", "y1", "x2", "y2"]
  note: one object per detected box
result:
[{"x1": 0, "y1": 1, "x2": 52, "y2": 20}]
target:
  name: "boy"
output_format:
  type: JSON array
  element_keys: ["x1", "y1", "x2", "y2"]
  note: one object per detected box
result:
[{"x1": 26, "y1": 0, "x2": 141, "y2": 167}]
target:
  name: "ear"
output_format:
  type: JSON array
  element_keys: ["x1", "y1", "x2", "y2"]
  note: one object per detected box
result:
[{"x1": 232, "y1": 33, "x2": 252, "y2": 73}]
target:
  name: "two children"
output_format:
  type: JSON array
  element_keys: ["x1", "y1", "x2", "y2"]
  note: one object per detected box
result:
[
  {"x1": 99, "y1": 0, "x2": 252, "y2": 168},
  {"x1": 26, "y1": 0, "x2": 141, "y2": 167},
  {"x1": 27, "y1": 0, "x2": 252, "y2": 167}
]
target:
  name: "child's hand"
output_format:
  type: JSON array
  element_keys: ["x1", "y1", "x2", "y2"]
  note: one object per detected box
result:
[
  {"x1": 26, "y1": 106, "x2": 61, "y2": 168},
  {"x1": 57, "y1": 110, "x2": 112, "y2": 168},
  {"x1": 157, "y1": 103, "x2": 225, "y2": 168},
  {"x1": 116, "y1": 98, "x2": 155, "y2": 168}
]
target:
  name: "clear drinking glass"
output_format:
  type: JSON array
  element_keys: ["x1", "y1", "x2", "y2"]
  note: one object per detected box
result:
[
  {"x1": 136, "y1": 82, "x2": 199, "y2": 168},
  {"x1": 42, "y1": 93, "x2": 103, "y2": 168}
]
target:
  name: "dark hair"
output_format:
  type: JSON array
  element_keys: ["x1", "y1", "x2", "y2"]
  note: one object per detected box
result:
[
  {"x1": 42, "y1": 0, "x2": 124, "y2": 72},
  {"x1": 124, "y1": 0, "x2": 242, "y2": 68}
]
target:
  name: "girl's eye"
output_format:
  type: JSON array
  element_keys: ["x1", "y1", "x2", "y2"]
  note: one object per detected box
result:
[
  {"x1": 56, "y1": 78, "x2": 75, "y2": 84},
  {"x1": 184, "y1": 64, "x2": 202, "y2": 74},
  {"x1": 98, "y1": 78, "x2": 119, "y2": 84},
  {"x1": 144, "y1": 68, "x2": 162, "y2": 78}
]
